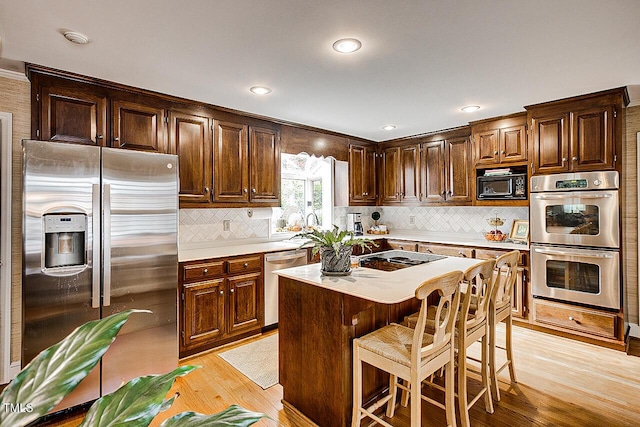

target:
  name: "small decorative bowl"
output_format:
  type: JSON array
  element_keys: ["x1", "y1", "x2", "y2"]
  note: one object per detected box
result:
[{"x1": 484, "y1": 232, "x2": 507, "y2": 241}]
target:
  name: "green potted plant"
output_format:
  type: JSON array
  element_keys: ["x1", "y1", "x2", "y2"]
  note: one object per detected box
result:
[
  {"x1": 0, "y1": 310, "x2": 268, "y2": 427},
  {"x1": 293, "y1": 225, "x2": 377, "y2": 276}
]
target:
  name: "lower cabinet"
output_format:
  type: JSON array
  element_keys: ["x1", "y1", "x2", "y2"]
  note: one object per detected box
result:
[
  {"x1": 418, "y1": 242, "x2": 474, "y2": 258},
  {"x1": 179, "y1": 254, "x2": 264, "y2": 357},
  {"x1": 532, "y1": 298, "x2": 617, "y2": 340},
  {"x1": 385, "y1": 240, "x2": 418, "y2": 251}
]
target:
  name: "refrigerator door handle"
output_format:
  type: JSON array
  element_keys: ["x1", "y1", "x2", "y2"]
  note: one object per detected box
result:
[
  {"x1": 92, "y1": 184, "x2": 100, "y2": 309},
  {"x1": 103, "y1": 183, "x2": 111, "y2": 307}
]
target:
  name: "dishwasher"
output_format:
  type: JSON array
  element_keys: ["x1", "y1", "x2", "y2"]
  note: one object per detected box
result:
[{"x1": 264, "y1": 249, "x2": 308, "y2": 327}]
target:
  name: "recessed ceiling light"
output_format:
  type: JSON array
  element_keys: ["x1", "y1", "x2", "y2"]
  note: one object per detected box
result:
[
  {"x1": 250, "y1": 86, "x2": 272, "y2": 95},
  {"x1": 332, "y1": 38, "x2": 362, "y2": 54},
  {"x1": 461, "y1": 105, "x2": 481, "y2": 113},
  {"x1": 382, "y1": 125, "x2": 396, "y2": 131},
  {"x1": 63, "y1": 31, "x2": 89, "y2": 44}
]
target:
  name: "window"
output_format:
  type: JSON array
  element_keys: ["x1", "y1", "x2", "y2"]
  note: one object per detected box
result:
[{"x1": 274, "y1": 153, "x2": 333, "y2": 233}]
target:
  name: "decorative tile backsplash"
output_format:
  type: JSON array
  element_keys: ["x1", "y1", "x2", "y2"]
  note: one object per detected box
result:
[
  {"x1": 179, "y1": 205, "x2": 529, "y2": 245},
  {"x1": 332, "y1": 206, "x2": 529, "y2": 236}
]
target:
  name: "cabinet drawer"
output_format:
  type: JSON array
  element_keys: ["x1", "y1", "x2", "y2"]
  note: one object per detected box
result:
[
  {"x1": 386, "y1": 240, "x2": 418, "y2": 252},
  {"x1": 227, "y1": 255, "x2": 262, "y2": 274},
  {"x1": 475, "y1": 248, "x2": 528, "y2": 267},
  {"x1": 183, "y1": 261, "x2": 225, "y2": 282},
  {"x1": 533, "y1": 299, "x2": 616, "y2": 339},
  {"x1": 418, "y1": 243, "x2": 474, "y2": 258}
]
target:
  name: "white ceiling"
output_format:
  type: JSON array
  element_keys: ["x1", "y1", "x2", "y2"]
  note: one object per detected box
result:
[{"x1": 0, "y1": 0, "x2": 639, "y2": 142}]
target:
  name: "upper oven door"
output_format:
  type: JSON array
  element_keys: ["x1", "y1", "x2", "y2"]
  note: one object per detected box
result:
[{"x1": 530, "y1": 190, "x2": 619, "y2": 248}]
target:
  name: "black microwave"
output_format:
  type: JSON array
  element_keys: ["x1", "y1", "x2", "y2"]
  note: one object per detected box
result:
[{"x1": 477, "y1": 173, "x2": 527, "y2": 200}]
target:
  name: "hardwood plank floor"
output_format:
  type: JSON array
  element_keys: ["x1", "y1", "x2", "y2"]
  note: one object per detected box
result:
[{"x1": 39, "y1": 326, "x2": 640, "y2": 427}]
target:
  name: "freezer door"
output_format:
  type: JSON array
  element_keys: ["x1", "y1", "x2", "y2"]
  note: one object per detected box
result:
[
  {"x1": 100, "y1": 148, "x2": 178, "y2": 395},
  {"x1": 22, "y1": 140, "x2": 101, "y2": 410}
]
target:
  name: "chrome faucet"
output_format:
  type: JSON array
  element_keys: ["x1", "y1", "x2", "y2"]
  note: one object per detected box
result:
[{"x1": 306, "y1": 212, "x2": 319, "y2": 227}]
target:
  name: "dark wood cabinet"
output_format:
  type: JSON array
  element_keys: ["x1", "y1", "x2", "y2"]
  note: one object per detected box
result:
[
  {"x1": 179, "y1": 255, "x2": 264, "y2": 357},
  {"x1": 169, "y1": 109, "x2": 212, "y2": 205},
  {"x1": 112, "y1": 99, "x2": 168, "y2": 153},
  {"x1": 249, "y1": 126, "x2": 280, "y2": 204},
  {"x1": 527, "y1": 88, "x2": 628, "y2": 175},
  {"x1": 472, "y1": 113, "x2": 527, "y2": 166},
  {"x1": 213, "y1": 120, "x2": 280, "y2": 206},
  {"x1": 379, "y1": 144, "x2": 420, "y2": 204},
  {"x1": 39, "y1": 85, "x2": 107, "y2": 146},
  {"x1": 421, "y1": 130, "x2": 472, "y2": 204},
  {"x1": 348, "y1": 143, "x2": 377, "y2": 205}
]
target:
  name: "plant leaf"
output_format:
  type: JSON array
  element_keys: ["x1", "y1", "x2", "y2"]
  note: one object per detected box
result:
[
  {"x1": 158, "y1": 405, "x2": 269, "y2": 427},
  {"x1": 0, "y1": 310, "x2": 145, "y2": 427},
  {"x1": 79, "y1": 365, "x2": 199, "y2": 427}
]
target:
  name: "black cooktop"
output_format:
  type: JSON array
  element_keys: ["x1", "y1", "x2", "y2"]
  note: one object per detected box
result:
[{"x1": 358, "y1": 250, "x2": 446, "y2": 272}]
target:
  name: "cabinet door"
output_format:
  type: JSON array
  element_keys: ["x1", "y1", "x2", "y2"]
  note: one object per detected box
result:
[
  {"x1": 417, "y1": 243, "x2": 474, "y2": 258},
  {"x1": 380, "y1": 147, "x2": 401, "y2": 203},
  {"x1": 214, "y1": 120, "x2": 249, "y2": 202},
  {"x1": 500, "y1": 125, "x2": 527, "y2": 163},
  {"x1": 250, "y1": 126, "x2": 280, "y2": 204},
  {"x1": 531, "y1": 113, "x2": 570, "y2": 174},
  {"x1": 446, "y1": 137, "x2": 472, "y2": 202},
  {"x1": 169, "y1": 110, "x2": 212, "y2": 205},
  {"x1": 227, "y1": 272, "x2": 263, "y2": 335},
  {"x1": 571, "y1": 105, "x2": 615, "y2": 171},
  {"x1": 40, "y1": 85, "x2": 107, "y2": 146},
  {"x1": 349, "y1": 144, "x2": 377, "y2": 204},
  {"x1": 474, "y1": 129, "x2": 499, "y2": 165},
  {"x1": 182, "y1": 278, "x2": 226, "y2": 349},
  {"x1": 112, "y1": 100, "x2": 168, "y2": 153},
  {"x1": 421, "y1": 140, "x2": 446, "y2": 203},
  {"x1": 399, "y1": 144, "x2": 421, "y2": 203}
]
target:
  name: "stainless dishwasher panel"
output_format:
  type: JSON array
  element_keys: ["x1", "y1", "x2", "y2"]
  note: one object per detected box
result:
[{"x1": 264, "y1": 249, "x2": 308, "y2": 326}]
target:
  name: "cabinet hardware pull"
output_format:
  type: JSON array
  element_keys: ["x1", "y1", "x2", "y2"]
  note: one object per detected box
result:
[
  {"x1": 114, "y1": 137, "x2": 119, "y2": 141},
  {"x1": 243, "y1": 188, "x2": 248, "y2": 193},
  {"x1": 204, "y1": 187, "x2": 210, "y2": 193},
  {"x1": 562, "y1": 157, "x2": 567, "y2": 162},
  {"x1": 97, "y1": 134, "x2": 104, "y2": 140},
  {"x1": 203, "y1": 268, "x2": 208, "y2": 274},
  {"x1": 243, "y1": 262, "x2": 249, "y2": 268},
  {"x1": 230, "y1": 288, "x2": 235, "y2": 293},
  {"x1": 458, "y1": 251, "x2": 467, "y2": 257},
  {"x1": 252, "y1": 188, "x2": 256, "y2": 193},
  {"x1": 426, "y1": 249, "x2": 433, "y2": 253},
  {"x1": 568, "y1": 316, "x2": 574, "y2": 321},
  {"x1": 501, "y1": 150, "x2": 505, "y2": 155},
  {"x1": 219, "y1": 290, "x2": 224, "y2": 295},
  {"x1": 572, "y1": 156, "x2": 578, "y2": 161},
  {"x1": 494, "y1": 150, "x2": 499, "y2": 155}
]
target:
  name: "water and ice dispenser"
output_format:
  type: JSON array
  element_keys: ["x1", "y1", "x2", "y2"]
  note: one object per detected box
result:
[{"x1": 43, "y1": 213, "x2": 87, "y2": 269}]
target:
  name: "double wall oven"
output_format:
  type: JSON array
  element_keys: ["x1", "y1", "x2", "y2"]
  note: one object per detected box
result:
[{"x1": 530, "y1": 171, "x2": 620, "y2": 310}]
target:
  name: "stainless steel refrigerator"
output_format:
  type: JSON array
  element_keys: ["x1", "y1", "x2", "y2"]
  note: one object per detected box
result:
[{"x1": 22, "y1": 139, "x2": 178, "y2": 412}]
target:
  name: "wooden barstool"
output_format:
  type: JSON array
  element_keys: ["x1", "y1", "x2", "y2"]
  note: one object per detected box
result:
[
  {"x1": 488, "y1": 250, "x2": 519, "y2": 401},
  {"x1": 456, "y1": 259, "x2": 496, "y2": 427},
  {"x1": 352, "y1": 270, "x2": 464, "y2": 427}
]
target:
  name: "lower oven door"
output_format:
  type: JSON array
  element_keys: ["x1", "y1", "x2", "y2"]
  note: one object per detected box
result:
[
  {"x1": 530, "y1": 190, "x2": 619, "y2": 248},
  {"x1": 530, "y1": 244, "x2": 620, "y2": 310}
]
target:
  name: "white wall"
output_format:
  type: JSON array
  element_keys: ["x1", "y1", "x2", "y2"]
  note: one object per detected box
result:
[{"x1": 0, "y1": 111, "x2": 13, "y2": 383}]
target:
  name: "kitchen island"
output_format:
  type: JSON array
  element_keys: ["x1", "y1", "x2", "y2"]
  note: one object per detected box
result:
[{"x1": 275, "y1": 256, "x2": 482, "y2": 427}]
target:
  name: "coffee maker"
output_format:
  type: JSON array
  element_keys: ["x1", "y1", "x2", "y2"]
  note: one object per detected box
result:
[{"x1": 346, "y1": 213, "x2": 363, "y2": 236}]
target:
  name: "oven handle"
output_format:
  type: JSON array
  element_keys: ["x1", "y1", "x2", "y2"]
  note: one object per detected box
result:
[
  {"x1": 532, "y1": 194, "x2": 613, "y2": 200},
  {"x1": 533, "y1": 247, "x2": 615, "y2": 258},
  {"x1": 533, "y1": 193, "x2": 613, "y2": 200}
]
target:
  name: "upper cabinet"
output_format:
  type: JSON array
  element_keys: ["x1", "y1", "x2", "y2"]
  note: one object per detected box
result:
[
  {"x1": 112, "y1": 99, "x2": 168, "y2": 152},
  {"x1": 168, "y1": 109, "x2": 212, "y2": 205},
  {"x1": 472, "y1": 113, "x2": 527, "y2": 167},
  {"x1": 421, "y1": 128, "x2": 472, "y2": 204},
  {"x1": 379, "y1": 143, "x2": 421, "y2": 204},
  {"x1": 526, "y1": 88, "x2": 628, "y2": 175},
  {"x1": 39, "y1": 84, "x2": 107, "y2": 146},
  {"x1": 213, "y1": 119, "x2": 280, "y2": 206},
  {"x1": 348, "y1": 143, "x2": 377, "y2": 205}
]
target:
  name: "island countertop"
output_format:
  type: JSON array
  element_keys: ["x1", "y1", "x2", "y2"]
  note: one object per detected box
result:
[{"x1": 274, "y1": 256, "x2": 481, "y2": 304}]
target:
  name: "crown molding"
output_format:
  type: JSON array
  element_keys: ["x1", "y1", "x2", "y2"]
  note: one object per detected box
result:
[{"x1": 0, "y1": 68, "x2": 28, "y2": 82}]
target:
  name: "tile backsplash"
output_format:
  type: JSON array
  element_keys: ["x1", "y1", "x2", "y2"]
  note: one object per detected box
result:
[{"x1": 179, "y1": 206, "x2": 529, "y2": 245}]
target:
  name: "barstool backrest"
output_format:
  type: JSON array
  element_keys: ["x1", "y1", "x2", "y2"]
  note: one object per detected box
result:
[
  {"x1": 461, "y1": 259, "x2": 497, "y2": 330},
  {"x1": 492, "y1": 250, "x2": 520, "y2": 310},
  {"x1": 412, "y1": 270, "x2": 464, "y2": 366}
]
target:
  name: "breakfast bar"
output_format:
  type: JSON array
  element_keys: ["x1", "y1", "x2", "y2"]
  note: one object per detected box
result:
[{"x1": 275, "y1": 256, "x2": 482, "y2": 427}]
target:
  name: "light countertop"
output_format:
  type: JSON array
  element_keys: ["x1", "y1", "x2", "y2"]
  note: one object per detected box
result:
[
  {"x1": 178, "y1": 230, "x2": 528, "y2": 262},
  {"x1": 274, "y1": 257, "x2": 482, "y2": 304}
]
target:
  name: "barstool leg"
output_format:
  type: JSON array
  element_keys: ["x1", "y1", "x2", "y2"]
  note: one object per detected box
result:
[
  {"x1": 482, "y1": 333, "x2": 494, "y2": 414},
  {"x1": 489, "y1": 312, "x2": 500, "y2": 401},
  {"x1": 506, "y1": 315, "x2": 517, "y2": 383},
  {"x1": 445, "y1": 348, "x2": 456, "y2": 427},
  {"x1": 386, "y1": 375, "x2": 398, "y2": 417},
  {"x1": 352, "y1": 343, "x2": 362, "y2": 427},
  {"x1": 457, "y1": 343, "x2": 470, "y2": 427},
  {"x1": 410, "y1": 371, "x2": 421, "y2": 427}
]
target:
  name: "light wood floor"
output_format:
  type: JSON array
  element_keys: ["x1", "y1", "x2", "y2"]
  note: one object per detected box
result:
[{"x1": 41, "y1": 326, "x2": 640, "y2": 427}]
